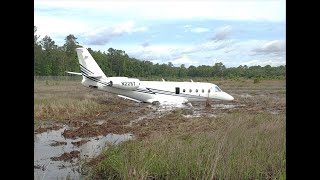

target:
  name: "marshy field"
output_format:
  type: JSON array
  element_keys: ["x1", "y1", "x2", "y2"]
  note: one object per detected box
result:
[{"x1": 34, "y1": 77, "x2": 286, "y2": 180}]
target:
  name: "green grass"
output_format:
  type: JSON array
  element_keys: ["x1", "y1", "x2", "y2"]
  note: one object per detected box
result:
[{"x1": 88, "y1": 112, "x2": 286, "y2": 180}]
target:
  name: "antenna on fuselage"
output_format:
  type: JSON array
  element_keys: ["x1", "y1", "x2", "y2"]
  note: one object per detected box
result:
[
  {"x1": 190, "y1": 79, "x2": 194, "y2": 82},
  {"x1": 162, "y1": 78, "x2": 165, "y2": 82}
]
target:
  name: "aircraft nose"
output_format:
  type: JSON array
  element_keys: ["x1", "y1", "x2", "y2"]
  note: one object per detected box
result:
[{"x1": 224, "y1": 93, "x2": 234, "y2": 101}]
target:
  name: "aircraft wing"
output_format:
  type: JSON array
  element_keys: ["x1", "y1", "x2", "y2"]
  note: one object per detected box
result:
[
  {"x1": 87, "y1": 75, "x2": 102, "y2": 78},
  {"x1": 117, "y1": 95, "x2": 142, "y2": 103},
  {"x1": 66, "y1": 71, "x2": 102, "y2": 78}
]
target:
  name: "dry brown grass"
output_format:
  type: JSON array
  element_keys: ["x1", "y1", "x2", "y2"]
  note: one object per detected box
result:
[{"x1": 34, "y1": 79, "x2": 131, "y2": 123}]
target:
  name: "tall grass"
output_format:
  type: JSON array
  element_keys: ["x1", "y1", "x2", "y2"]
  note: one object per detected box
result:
[
  {"x1": 34, "y1": 97, "x2": 105, "y2": 121},
  {"x1": 34, "y1": 79, "x2": 130, "y2": 122},
  {"x1": 88, "y1": 112, "x2": 286, "y2": 179}
]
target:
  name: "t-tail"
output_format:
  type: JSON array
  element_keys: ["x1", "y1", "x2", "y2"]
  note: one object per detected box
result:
[
  {"x1": 76, "y1": 48, "x2": 107, "y2": 79},
  {"x1": 66, "y1": 47, "x2": 107, "y2": 80}
]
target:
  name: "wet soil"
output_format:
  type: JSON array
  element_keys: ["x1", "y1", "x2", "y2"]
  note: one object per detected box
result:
[
  {"x1": 50, "y1": 151, "x2": 81, "y2": 162},
  {"x1": 35, "y1": 125, "x2": 62, "y2": 134},
  {"x1": 71, "y1": 139, "x2": 90, "y2": 147},
  {"x1": 35, "y1": 91, "x2": 285, "y2": 140},
  {"x1": 50, "y1": 141, "x2": 67, "y2": 147}
]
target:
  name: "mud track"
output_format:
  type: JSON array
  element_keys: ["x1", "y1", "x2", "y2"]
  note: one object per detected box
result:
[{"x1": 35, "y1": 90, "x2": 285, "y2": 140}]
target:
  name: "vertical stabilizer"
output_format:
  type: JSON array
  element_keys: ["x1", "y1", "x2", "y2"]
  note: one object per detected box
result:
[{"x1": 76, "y1": 48, "x2": 107, "y2": 79}]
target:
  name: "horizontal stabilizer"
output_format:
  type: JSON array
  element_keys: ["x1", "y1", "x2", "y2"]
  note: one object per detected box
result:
[
  {"x1": 118, "y1": 95, "x2": 142, "y2": 103},
  {"x1": 88, "y1": 75, "x2": 102, "y2": 78},
  {"x1": 66, "y1": 71, "x2": 82, "y2": 76}
]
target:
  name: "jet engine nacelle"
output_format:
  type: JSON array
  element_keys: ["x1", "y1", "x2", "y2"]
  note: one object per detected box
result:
[{"x1": 107, "y1": 77, "x2": 140, "y2": 90}]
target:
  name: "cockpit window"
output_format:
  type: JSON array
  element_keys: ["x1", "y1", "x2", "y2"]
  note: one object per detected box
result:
[
  {"x1": 209, "y1": 86, "x2": 223, "y2": 93},
  {"x1": 215, "y1": 86, "x2": 222, "y2": 92}
]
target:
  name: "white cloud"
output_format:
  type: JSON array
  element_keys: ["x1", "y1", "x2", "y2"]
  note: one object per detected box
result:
[
  {"x1": 34, "y1": 15, "x2": 90, "y2": 38},
  {"x1": 240, "y1": 58, "x2": 286, "y2": 67},
  {"x1": 191, "y1": 28, "x2": 210, "y2": 33},
  {"x1": 184, "y1": 25, "x2": 210, "y2": 33},
  {"x1": 115, "y1": 39, "x2": 286, "y2": 68},
  {"x1": 35, "y1": 0, "x2": 285, "y2": 22},
  {"x1": 171, "y1": 55, "x2": 198, "y2": 67},
  {"x1": 81, "y1": 21, "x2": 147, "y2": 45},
  {"x1": 252, "y1": 40, "x2": 286, "y2": 56},
  {"x1": 211, "y1": 25, "x2": 233, "y2": 41},
  {"x1": 141, "y1": 41, "x2": 150, "y2": 48}
]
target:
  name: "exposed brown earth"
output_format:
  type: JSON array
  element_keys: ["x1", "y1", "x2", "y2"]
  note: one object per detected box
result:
[
  {"x1": 50, "y1": 140, "x2": 67, "y2": 147},
  {"x1": 34, "y1": 125, "x2": 62, "y2": 134},
  {"x1": 50, "y1": 150, "x2": 81, "y2": 162},
  {"x1": 71, "y1": 139, "x2": 90, "y2": 147}
]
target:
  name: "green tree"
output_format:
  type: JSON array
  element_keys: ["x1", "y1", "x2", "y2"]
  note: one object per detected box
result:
[{"x1": 63, "y1": 34, "x2": 80, "y2": 72}]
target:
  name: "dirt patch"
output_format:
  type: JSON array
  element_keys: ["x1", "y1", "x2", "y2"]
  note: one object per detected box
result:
[
  {"x1": 71, "y1": 139, "x2": 90, "y2": 147},
  {"x1": 50, "y1": 150, "x2": 80, "y2": 162},
  {"x1": 34, "y1": 165, "x2": 41, "y2": 169},
  {"x1": 50, "y1": 140, "x2": 67, "y2": 147},
  {"x1": 62, "y1": 122, "x2": 132, "y2": 139},
  {"x1": 34, "y1": 125, "x2": 62, "y2": 134}
]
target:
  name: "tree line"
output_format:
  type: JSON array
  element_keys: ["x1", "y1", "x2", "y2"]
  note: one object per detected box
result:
[{"x1": 34, "y1": 26, "x2": 285, "y2": 80}]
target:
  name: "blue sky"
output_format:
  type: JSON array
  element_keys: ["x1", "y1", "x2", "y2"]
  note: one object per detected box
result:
[{"x1": 34, "y1": 0, "x2": 286, "y2": 68}]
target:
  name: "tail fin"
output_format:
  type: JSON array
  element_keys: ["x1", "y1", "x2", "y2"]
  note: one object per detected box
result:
[{"x1": 76, "y1": 48, "x2": 107, "y2": 79}]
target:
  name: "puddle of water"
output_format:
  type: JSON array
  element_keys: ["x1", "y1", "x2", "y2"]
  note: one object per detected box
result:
[{"x1": 34, "y1": 126, "x2": 133, "y2": 180}]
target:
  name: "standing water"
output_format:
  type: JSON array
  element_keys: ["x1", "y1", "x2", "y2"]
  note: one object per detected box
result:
[{"x1": 34, "y1": 125, "x2": 133, "y2": 179}]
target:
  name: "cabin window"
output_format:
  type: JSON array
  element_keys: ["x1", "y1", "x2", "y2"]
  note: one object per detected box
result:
[
  {"x1": 208, "y1": 89, "x2": 210, "y2": 93},
  {"x1": 196, "y1": 89, "x2": 198, "y2": 93},
  {"x1": 183, "y1": 89, "x2": 185, "y2": 93},
  {"x1": 202, "y1": 89, "x2": 204, "y2": 93},
  {"x1": 175, "y1": 87, "x2": 180, "y2": 94},
  {"x1": 189, "y1": 89, "x2": 192, "y2": 93}
]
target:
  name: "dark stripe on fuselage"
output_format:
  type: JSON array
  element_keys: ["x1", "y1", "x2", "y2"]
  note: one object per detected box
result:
[
  {"x1": 81, "y1": 70, "x2": 110, "y2": 86},
  {"x1": 80, "y1": 66, "x2": 93, "y2": 75},
  {"x1": 134, "y1": 88, "x2": 155, "y2": 94},
  {"x1": 80, "y1": 67, "x2": 92, "y2": 75}
]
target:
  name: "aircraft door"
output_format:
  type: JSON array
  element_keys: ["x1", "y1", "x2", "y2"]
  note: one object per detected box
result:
[{"x1": 175, "y1": 87, "x2": 180, "y2": 94}]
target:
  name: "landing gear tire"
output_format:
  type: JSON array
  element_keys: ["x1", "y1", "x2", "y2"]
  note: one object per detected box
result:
[
  {"x1": 152, "y1": 101, "x2": 160, "y2": 105},
  {"x1": 186, "y1": 102, "x2": 193, "y2": 107}
]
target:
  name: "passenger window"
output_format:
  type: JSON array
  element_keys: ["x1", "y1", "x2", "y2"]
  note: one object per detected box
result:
[
  {"x1": 183, "y1": 89, "x2": 185, "y2": 93},
  {"x1": 202, "y1": 89, "x2": 204, "y2": 93},
  {"x1": 208, "y1": 89, "x2": 210, "y2": 93},
  {"x1": 189, "y1": 89, "x2": 192, "y2": 93},
  {"x1": 196, "y1": 89, "x2": 198, "y2": 93}
]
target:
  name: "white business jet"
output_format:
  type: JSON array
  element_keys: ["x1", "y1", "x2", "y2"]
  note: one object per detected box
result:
[{"x1": 66, "y1": 48, "x2": 234, "y2": 105}]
